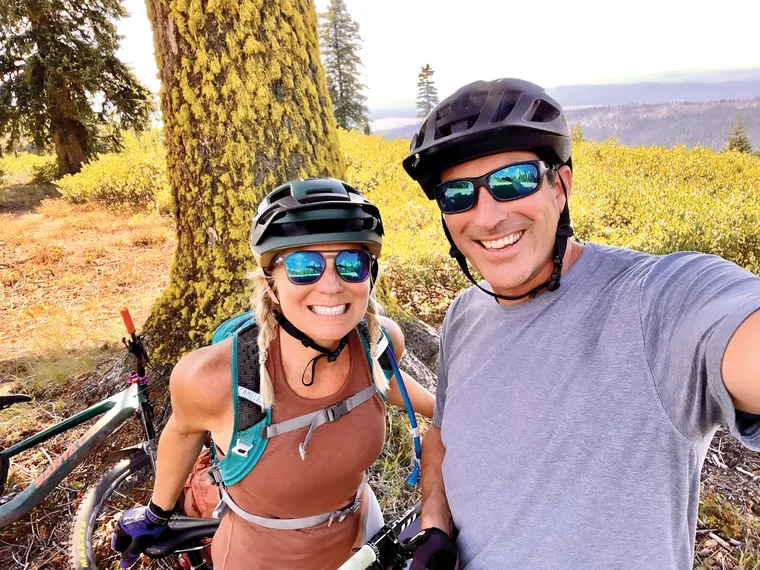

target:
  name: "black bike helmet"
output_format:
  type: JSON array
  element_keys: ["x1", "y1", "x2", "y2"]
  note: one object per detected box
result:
[
  {"x1": 250, "y1": 178, "x2": 384, "y2": 268},
  {"x1": 403, "y1": 78, "x2": 572, "y2": 198},
  {"x1": 402, "y1": 78, "x2": 574, "y2": 302}
]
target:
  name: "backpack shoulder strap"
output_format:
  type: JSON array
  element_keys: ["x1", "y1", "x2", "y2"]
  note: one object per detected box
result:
[
  {"x1": 235, "y1": 323, "x2": 265, "y2": 430},
  {"x1": 208, "y1": 318, "x2": 271, "y2": 486},
  {"x1": 212, "y1": 311, "x2": 256, "y2": 344}
]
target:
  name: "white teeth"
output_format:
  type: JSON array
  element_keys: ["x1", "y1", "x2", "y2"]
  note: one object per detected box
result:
[
  {"x1": 481, "y1": 231, "x2": 523, "y2": 250},
  {"x1": 310, "y1": 304, "x2": 348, "y2": 316}
]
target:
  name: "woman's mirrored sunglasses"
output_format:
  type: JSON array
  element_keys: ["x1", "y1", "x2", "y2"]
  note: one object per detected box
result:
[
  {"x1": 270, "y1": 249, "x2": 375, "y2": 285},
  {"x1": 434, "y1": 160, "x2": 551, "y2": 214}
]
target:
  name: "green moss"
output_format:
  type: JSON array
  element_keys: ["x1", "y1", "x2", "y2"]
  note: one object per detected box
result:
[{"x1": 144, "y1": 0, "x2": 344, "y2": 363}]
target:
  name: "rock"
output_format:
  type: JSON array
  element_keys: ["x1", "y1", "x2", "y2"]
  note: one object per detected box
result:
[
  {"x1": 377, "y1": 299, "x2": 441, "y2": 393},
  {"x1": 399, "y1": 350, "x2": 437, "y2": 394},
  {"x1": 395, "y1": 313, "x2": 440, "y2": 373}
]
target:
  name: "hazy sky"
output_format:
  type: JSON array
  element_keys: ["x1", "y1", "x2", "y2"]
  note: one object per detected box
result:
[{"x1": 117, "y1": 0, "x2": 759, "y2": 114}]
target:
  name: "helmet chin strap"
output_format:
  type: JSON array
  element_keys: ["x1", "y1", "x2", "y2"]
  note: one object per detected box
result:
[
  {"x1": 442, "y1": 176, "x2": 574, "y2": 302},
  {"x1": 273, "y1": 311, "x2": 349, "y2": 387},
  {"x1": 267, "y1": 256, "x2": 378, "y2": 386}
]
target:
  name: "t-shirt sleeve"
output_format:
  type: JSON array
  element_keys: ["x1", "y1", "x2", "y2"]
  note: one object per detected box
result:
[
  {"x1": 432, "y1": 296, "x2": 459, "y2": 428},
  {"x1": 639, "y1": 252, "x2": 760, "y2": 447},
  {"x1": 432, "y1": 323, "x2": 448, "y2": 428}
]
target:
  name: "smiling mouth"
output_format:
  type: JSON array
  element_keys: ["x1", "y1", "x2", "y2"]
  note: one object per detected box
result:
[
  {"x1": 309, "y1": 304, "x2": 349, "y2": 316},
  {"x1": 478, "y1": 231, "x2": 524, "y2": 251}
]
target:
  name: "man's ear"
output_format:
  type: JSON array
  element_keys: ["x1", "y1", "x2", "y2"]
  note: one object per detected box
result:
[{"x1": 555, "y1": 164, "x2": 573, "y2": 209}]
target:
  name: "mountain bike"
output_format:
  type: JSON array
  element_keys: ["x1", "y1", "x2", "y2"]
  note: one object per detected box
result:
[{"x1": 0, "y1": 308, "x2": 219, "y2": 569}]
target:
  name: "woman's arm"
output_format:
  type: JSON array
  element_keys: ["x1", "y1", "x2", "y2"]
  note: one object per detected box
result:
[
  {"x1": 379, "y1": 316, "x2": 436, "y2": 419},
  {"x1": 151, "y1": 345, "x2": 229, "y2": 510}
]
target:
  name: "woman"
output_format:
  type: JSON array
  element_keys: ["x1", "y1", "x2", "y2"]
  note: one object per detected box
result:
[{"x1": 112, "y1": 178, "x2": 435, "y2": 570}]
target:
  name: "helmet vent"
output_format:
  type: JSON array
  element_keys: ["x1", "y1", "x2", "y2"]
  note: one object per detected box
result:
[
  {"x1": 268, "y1": 186, "x2": 292, "y2": 204},
  {"x1": 413, "y1": 122, "x2": 427, "y2": 149},
  {"x1": 527, "y1": 99, "x2": 561, "y2": 123},
  {"x1": 276, "y1": 218, "x2": 372, "y2": 238},
  {"x1": 491, "y1": 92, "x2": 521, "y2": 123}
]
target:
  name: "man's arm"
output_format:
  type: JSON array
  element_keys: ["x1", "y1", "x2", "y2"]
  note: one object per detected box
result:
[
  {"x1": 420, "y1": 425, "x2": 455, "y2": 537},
  {"x1": 722, "y1": 309, "x2": 760, "y2": 414}
]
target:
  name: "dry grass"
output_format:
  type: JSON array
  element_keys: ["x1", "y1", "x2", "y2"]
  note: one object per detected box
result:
[
  {"x1": 0, "y1": 199, "x2": 175, "y2": 362},
  {"x1": 0, "y1": 190, "x2": 177, "y2": 568}
]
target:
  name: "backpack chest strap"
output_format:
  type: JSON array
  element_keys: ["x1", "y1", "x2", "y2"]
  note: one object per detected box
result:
[
  {"x1": 219, "y1": 471, "x2": 369, "y2": 530},
  {"x1": 262, "y1": 384, "x2": 378, "y2": 460}
]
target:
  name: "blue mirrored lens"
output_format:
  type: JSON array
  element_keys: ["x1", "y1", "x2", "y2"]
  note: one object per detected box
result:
[
  {"x1": 335, "y1": 250, "x2": 371, "y2": 282},
  {"x1": 437, "y1": 181, "x2": 476, "y2": 213},
  {"x1": 284, "y1": 251, "x2": 325, "y2": 284},
  {"x1": 488, "y1": 164, "x2": 539, "y2": 200}
]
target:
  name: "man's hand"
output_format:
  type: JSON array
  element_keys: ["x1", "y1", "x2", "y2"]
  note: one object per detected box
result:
[
  {"x1": 407, "y1": 527, "x2": 458, "y2": 570},
  {"x1": 111, "y1": 501, "x2": 171, "y2": 568}
]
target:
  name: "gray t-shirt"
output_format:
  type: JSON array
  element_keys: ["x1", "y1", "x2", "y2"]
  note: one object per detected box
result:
[{"x1": 434, "y1": 242, "x2": 760, "y2": 570}]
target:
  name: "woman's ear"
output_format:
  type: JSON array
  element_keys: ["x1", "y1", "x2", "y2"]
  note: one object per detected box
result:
[{"x1": 264, "y1": 274, "x2": 279, "y2": 305}]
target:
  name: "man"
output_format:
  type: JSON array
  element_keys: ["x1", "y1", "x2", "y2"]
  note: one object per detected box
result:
[{"x1": 402, "y1": 78, "x2": 760, "y2": 570}]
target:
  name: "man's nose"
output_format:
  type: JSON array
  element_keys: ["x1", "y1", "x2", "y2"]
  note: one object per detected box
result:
[{"x1": 472, "y1": 186, "x2": 508, "y2": 229}]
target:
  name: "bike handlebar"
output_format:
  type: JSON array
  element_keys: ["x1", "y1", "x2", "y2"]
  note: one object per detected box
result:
[
  {"x1": 338, "y1": 545, "x2": 378, "y2": 570},
  {"x1": 338, "y1": 500, "x2": 422, "y2": 570},
  {"x1": 120, "y1": 307, "x2": 136, "y2": 336}
]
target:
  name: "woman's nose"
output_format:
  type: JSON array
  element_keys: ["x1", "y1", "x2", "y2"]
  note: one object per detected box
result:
[{"x1": 315, "y1": 260, "x2": 344, "y2": 293}]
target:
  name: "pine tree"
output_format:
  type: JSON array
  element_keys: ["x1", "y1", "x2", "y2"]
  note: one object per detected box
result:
[
  {"x1": 727, "y1": 113, "x2": 753, "y2": 154},
  {"x1": 0, "y1": 0, "x2": 153, "y2": 174},
  {"x1": 318, "y1": 0, "x2": 368, "y2": 130},
  {"x1": 143, "y1": 0, "x2": 344, "y2": 363},
  {"x1": 416, "y1": 64, "x2": 439, "y2": 119},
  {"x1": 571, "y1": 124, "x2": 586, "y2": 144}
]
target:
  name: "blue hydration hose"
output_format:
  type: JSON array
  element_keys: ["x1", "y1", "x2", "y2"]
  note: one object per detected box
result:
[{"x1": 382, "y1": 346, "x2": 422, "y2": 486}]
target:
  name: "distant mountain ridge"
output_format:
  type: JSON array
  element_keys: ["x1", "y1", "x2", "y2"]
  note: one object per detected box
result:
[
  {"x1": 568, "y1": 99, "x2": 760, "y2": 150},
  {"x1": 551, "y1": 80, "x2": 760, "y2": 107}
]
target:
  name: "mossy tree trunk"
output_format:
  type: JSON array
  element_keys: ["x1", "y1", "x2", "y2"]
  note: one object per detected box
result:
[{"x1": 144, "y1": 0, "x2": 344, "y2": 364}]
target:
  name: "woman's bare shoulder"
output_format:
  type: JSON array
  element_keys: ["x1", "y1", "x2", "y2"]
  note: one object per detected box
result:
[
  {"x1": 378, "y1": 315, "x2": 406, "y2": 361},
  {"x1": 170, "y1": 338, "x2": 233, "y2": 417}
]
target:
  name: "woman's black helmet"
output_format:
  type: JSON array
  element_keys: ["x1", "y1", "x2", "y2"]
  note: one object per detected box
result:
[
  {"x1": 403, "y1": 78, "x2": 572, "y2": 199},
  {"x1": 250, "y1": 178, "x2": 383, "y2": 268}
]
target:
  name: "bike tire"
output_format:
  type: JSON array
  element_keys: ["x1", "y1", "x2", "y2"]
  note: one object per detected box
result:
[{"x1": 69, "y1": 450, "x2": 176, "y2": 570}]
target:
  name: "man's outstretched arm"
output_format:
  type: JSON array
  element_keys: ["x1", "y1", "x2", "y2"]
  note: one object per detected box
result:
[{"x1": 723, "y1": 309, "x2": 760, "y2": 414}]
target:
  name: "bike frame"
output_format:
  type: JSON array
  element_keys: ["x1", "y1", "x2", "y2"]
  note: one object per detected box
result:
[{"x1": 0, "y1": 382, "x2": 149, "y2": 528}]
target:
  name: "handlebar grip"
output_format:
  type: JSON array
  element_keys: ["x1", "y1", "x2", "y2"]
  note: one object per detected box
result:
[
  {"x1": 120, "y1": 307, "x2": 136, "y2": 334},
  {"x1": 338, "y1": 545, "x2": 377, "y2": 570}
]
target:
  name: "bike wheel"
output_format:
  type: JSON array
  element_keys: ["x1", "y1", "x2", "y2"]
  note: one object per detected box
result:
[{"x1": 69, "y1": 450, "x2": 177, "y2": 570}]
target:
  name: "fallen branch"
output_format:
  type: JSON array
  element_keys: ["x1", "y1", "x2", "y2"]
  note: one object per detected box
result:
[{"x1": 708, "y1": 532, "x2": 733, "y2": 551}]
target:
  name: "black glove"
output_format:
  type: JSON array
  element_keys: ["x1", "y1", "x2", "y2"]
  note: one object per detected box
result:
[
  {"x1": 407, "y1": 527, "x2": 458, "y2": 570},
  {"x1": 111, "y1": 500, "x2": 172, "y2": 568}
]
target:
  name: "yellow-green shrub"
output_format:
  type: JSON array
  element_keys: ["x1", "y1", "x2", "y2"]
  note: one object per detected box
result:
[
  {"x1": 338, "y1": 131, "x2": 760, "y2": 323},
  {"x1": 55, "y1": 131, "x2": 171, "y2": 213},
  {"x1": 572, "y1": 143, "x2": 760, "y2": 274},
  {"x1": 0, "y1": 153, "x2": 58, "y2": 185}
]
